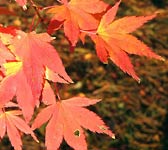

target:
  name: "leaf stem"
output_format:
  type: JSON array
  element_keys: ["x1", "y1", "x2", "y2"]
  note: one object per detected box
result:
[
  {"x1": 29, "y1": 14, "x2": 37, "y2": 32},
  {"x1": 29, "y1": 0, "x2": 43, "y2": 22},
  {"x1": 28, "y1": 0, "x2": 48, "y2": 31}
]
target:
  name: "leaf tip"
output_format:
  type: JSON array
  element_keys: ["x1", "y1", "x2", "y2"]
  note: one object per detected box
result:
[
  {"x1": 112, "y1": 134, "x2": 115, "y2": 139},
  {"x1": 52, "y1": 36, "x2": 56, "y2": 40},
  {"x1": 154, "y1": 55, "x2": 165, "y2": 61},
  {"x1": 115, "y1": 0, "x2": 122, "y2": 7},
  {"x1": 92, "y1": 99, "x2": 102, "y2": 104},
  {"x1": 71, "y1": 80, "x2": 74, "y2": 84},
  {"x1": 97, "y1": 99, "x2": 102, "y2": 102},
  {"x1": 36, "y1": 139, "x2": 40, "y2": 143},
  {"x1": 160, "y1": 57, "x2": 166, "y2": 61},
  {"x1": 103, "y1": 61, "x2": 108, "y2": 65},
  {"x1": 31, "y1": 133, "x2": 39, "y2": 143},
  {"x1": 132, "y1": 74, "x2": 140, "y2": 83},
  {"x1": 23, "y1": 5, "x2": 27, "y2": 11}
]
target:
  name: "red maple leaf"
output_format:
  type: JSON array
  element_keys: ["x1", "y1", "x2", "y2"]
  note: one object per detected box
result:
[
  {"x1": 0, "y1": 109, "x2": 38, "y2": 150},
  {"x1": 47, "y1": 0, "x2": 108, "y2": 50},
  {"x1": 0, "y1": 31, "x2": 72, "y2": 121},
  {"x1": 32, "y1": 81, "x2": 115, "y2": 150},
  {"x1": 83, "y1": 0, "x2": 164, "y2": 81}
]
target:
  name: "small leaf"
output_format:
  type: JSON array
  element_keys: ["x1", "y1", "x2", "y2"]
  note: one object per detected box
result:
[{"x1": 0, "y1": 110, "x2": 37, "y2": 150}]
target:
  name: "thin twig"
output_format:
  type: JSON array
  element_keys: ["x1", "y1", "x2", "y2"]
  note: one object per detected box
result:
[
  {"x1": 28, "y1": 0, "x2": 49, "y2": 31},
  {"x1": 29, "y1": 0, "x2": 43, "y2": 22},
  {"x1": 29, "y1": 14, "x2": 37, "y2": 32}
]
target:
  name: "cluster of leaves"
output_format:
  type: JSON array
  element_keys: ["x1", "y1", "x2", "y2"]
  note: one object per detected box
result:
[{"x1": 0, "y1": 0, "x2": 164, "y2": 150}]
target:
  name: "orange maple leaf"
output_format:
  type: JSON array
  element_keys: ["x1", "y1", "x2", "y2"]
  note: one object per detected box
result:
[
  {"x1": 84, "y1": 0, "x2": 164, "y2": 81},
  {"x1": 47, "y1": 0, "x2": 108, "y2": 50},
  {"x1": 0, "y1": 109, "x2": 38, "y2": 150},
  {"x1": 32, "y1": 81, "x2": 115, "y2": 150}
]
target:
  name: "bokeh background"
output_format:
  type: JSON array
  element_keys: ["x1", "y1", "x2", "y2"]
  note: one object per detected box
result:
[{"x1": 0, "y1": 0, "x2": 168, "y2": 150}]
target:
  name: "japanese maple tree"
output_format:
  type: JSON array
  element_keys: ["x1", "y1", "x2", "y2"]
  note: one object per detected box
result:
[{"x1": 0, "y1": 0, "x2": 164, "y2": 150}]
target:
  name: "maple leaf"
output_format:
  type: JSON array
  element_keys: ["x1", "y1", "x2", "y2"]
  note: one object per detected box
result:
[
  {"x1": 47, "y1": 0, "x2": 108, "y2": 50},
  {"x1": 32, "y1": 81, "x2": 115, "y2": 150},
  {"x1": 0, "y1": 31, "x2": 72, "y2": 121},
  {"x1": 0, "y1": 109, "x2": 38, "y2": 150},
  {"x1": 85, "y1": 0, "x2": 164, "y2": 81}
]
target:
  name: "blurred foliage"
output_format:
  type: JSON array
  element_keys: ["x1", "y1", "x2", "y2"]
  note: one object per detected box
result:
[{"x1": 0, "y1": 0, "x2": 168, "y2": 150}]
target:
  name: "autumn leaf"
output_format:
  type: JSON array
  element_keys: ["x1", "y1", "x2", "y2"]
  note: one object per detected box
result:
[
  {"x1": 0, "y1": 31, "x2": 72, "y2": 121},
  {"x1": 47, "y1": 0, "x2": 108, "y2": 49},
  {"x1": 85, "y1": 0, "x2": 164, "y2": 81},
  {"x1": 0, "y1": 109, "x2": 38, "y2": 150},
  {"x1": 32, "y1": 81, "x2": 115, "y2": 150}
]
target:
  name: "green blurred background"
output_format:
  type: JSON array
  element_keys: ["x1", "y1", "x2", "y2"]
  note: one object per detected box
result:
[{"x1": 0, "y1": 0, "x2": 168, "y2": 149}]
